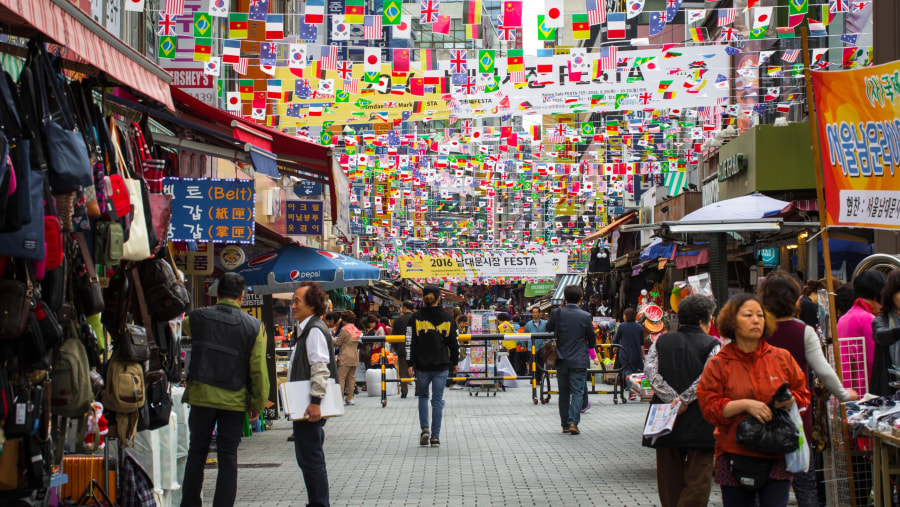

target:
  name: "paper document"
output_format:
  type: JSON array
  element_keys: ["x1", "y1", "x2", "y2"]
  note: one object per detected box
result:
[
  {"x1": 279, "y1": 379, "x2": 345, "y2": 421},
  {"x1": 642, "y1": 400, "x2": 681, "y2": 444}
]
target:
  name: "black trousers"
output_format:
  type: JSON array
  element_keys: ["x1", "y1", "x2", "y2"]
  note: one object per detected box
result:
[
  {"x1": 181, "y1": 405, "x2": 245, "y2": 507},
  {"x1": 293, "y1": 419, "x2": 330, "y2": 507}
]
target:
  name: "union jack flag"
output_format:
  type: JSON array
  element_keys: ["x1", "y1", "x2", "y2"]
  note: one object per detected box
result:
[
  {"x1": 164, "y1": 0, "x2": 184, "y2": 15},
  {"x1": 158, "y1": 13, "x2": 176, "y2": 35},
  {"x1": 829, "y1": 0, "x2": 848, "y2": 12},
  {"x1": 851, "y1": 1, "x2": 869, "y2": 12},
  {"x1": 336, "y1": 60, "x2": 353, "y2": 79},
  {"x1": 450, "y1": 50, "x2": 467, "y2": 73},
  {"x1": 497, "y1": 21, "x2": 516, "y2": 41},
  {"x1": 781, "y1": 50, "x2": 800, "y2": 63},
  {"x1": 364, "y1": 15, "x2": 382, "y2": 39},
  {"x1": 420, "y1": 0, "x2": 439, "y2": 24},
  {"x1": 719, "y1": 27, "x2": 736, "y2": 42}
]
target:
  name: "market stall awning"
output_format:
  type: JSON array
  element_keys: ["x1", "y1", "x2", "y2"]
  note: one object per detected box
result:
[
  {"x1": 0, "y1": 0, "x2": 173, "y2": 110},
  {"x1": 550, "y1": 274, "x2": 582, "y2": 305},
  {"x1": 764, "y1": 199, "x2": 819, "y2": 221},
  {"x1": 584, "y1": 211, "x2": 638, "y2": 243}
]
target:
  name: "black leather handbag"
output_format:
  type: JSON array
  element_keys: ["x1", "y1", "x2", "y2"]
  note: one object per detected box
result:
[{"x1": 117, "y1": 324, "x2": 150, "y2": 363}]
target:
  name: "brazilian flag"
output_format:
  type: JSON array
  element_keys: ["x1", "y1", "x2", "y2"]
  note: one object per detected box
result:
[
  {"x1": 363, "y1": 71, "x2": 380, "y2": 84},
  {"x1": 336, "y1": 90, "x2": 350, "y2": 103},
  {"x1": 355, "y1": 98, "x2": 372, "y2": 108},
  {"x1": 478, "y1": 50, "x2": 495, "y2": 74},
  {"x1": 158, "y1": 36, "x2": 177, "y2": 59},
  {"x1": 581, "y1": 122, "x2": 594, "y2": 136},
  {"x1": 750, "y1": 27, "x2": 767, "y2": 40},
  {"x1": 194, "y1": 12, "x2": 212, "y2": 38},
  {"x1": 320, "y1": 131, "x2": 333, "y2": 146}
]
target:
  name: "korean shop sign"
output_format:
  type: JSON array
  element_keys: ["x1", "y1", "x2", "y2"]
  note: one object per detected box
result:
[{"x1": 164, "y1": 178, "x2": 256, "y2": 243}]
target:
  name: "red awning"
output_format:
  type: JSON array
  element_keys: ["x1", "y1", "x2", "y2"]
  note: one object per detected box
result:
[
  {"x1": 675, "y1": 249, "x2": 710, "y2": 270},
  {"x1": 584, "y1": 211, "x2": 638, "y2": 242},
  {"x1": 767, "y1": 199, "x2": 819, "y2": 221},
  {"x1": 170, "y1": 88, "x2": 332, "y2": 177},
  {"x1": 0, "y1": 0, "x2": 173, "y2": 110}
]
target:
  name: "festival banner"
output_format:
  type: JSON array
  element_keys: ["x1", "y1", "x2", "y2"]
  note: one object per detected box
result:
[
  {"x1": 399, "y1": 251, "x2": 568, "y2": 281},
  {"x1": 812, "y1": 59, "x2": 900, "y2": 229},
  {"x1": 275, "y1": 45, "x2": 730, "y2": 126}
]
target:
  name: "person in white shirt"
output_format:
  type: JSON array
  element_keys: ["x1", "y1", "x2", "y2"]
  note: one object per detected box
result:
[{"x1": 289, "y1": 282, "x2": 337, "y2": 507}]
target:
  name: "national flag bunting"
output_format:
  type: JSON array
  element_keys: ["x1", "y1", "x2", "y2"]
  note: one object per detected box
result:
[
  {"x1": 572, "y1": 13, "x2": 590, "y2": 39},
  {"x1": 229, "y1": 13, "x2": 248, "y2": 38}
]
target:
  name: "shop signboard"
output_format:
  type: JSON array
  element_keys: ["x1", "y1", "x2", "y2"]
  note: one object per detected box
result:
[
  {"x1": 160, "y1": 0, "x2": 216, "y2": 105},
  {"x1": 758, "y1": 247, "x2": 779, "y2": 268},
  {"x1": 286, "y1": 200, "x2": 325, "y2": 236},
  {"x1": 812, "y1": 59, "x2": 900, "y2": 230},
  {"x1": 241, "y1": 293, "x2": 278, "y2": 421},
  {"x1": 399, "y1": 251, "x2": 568, "y2": 281},
  {"x1": 164, "y1": 178, "x2": 256, "y2": 243},
  {"x1": 172, "y1": 242, "x2": 215, "y2": 275},
  {"x1": 524, "y1": 281, "x2": 555, "y2": 297},
  {"x1": 293, "y1": 180, "x2": 323, "y2": 197}
]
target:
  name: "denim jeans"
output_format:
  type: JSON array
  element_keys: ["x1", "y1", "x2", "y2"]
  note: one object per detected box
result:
[
  {"x1": 293, "y1": 419, "x2": 329, "y2": 507},
  {"x1": 181, "y1": 406, "x2": 245, "y2": 507},
  {"x1": 623, "y1": 368, "x2": 635, "y2": 391},
  {"x1": 417, "y1": 369, "x2": 449, "y2": 438},
  {"x1": 557, "y1": 366, "x2": 587, "y2": 427}
]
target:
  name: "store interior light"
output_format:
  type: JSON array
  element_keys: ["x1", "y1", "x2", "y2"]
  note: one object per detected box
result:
[
  {"x1": 798, "y1": 231, "x2": 809, "y2": 239},
  {"x1": 786, "y1": 244, "x2": 799, "y2": 249}
]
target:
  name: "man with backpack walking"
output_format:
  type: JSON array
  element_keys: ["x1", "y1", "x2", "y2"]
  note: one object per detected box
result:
[{"x1": 181, "y1": 273, "x2": 269, "y2": 507}]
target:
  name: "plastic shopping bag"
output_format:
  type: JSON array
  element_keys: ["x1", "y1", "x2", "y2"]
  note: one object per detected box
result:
[{"x1": 785, "y1": 402, "x2": 810, "y2": 473}]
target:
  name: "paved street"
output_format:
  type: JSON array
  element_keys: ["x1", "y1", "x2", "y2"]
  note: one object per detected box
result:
[{"x1": 202, "y1": 382, "x2": 728, "y2": 506}]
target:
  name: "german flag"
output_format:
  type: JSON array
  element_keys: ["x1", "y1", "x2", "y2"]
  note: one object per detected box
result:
[{"x1": 413, "y1": 101, "x2": 425, "y2": 113}]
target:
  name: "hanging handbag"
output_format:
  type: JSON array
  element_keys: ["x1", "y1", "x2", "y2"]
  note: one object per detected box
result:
[
  {"x1": 144, "y1": 371, "x2": 171, "y2": 430},
  {"x1": 0, "y1": 67, "x2": 45, "y2": 260},
  {"x1": 109, "y1": 119, "x2": 151, "y2": 261},
  {"x1": 116, "y1": 324, "x2": 150, "y2": 363},
  {"x1": 0, "y1": 263, "x2": 34, "y2": 339},
  {"x1": 30, "y1": 41, "x2": 93, "y2": 193},
  {"x1": 75, "y1": 232, "x2": 105, "y2": 316}
]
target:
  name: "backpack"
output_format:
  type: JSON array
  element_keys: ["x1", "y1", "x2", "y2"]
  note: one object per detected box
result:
[
  {"x1": 101, "y1": 351, "x2": 145, "y2": 413},
  {"x1": 50, "y1": 336, "x2": 93, "y2": 418},
  {"x1": 138, "y1": 257, "x2": 190, "y2": 321}
]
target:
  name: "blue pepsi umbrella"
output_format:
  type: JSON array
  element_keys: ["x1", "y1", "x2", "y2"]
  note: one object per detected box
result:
[{"x1": 208, "y1": 244, "x2": 381, "y2": 296}]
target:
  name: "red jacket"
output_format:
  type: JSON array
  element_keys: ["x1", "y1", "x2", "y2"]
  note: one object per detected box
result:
[{"x1": 697, "y1": 339, "x2": 810, "y2": 458}]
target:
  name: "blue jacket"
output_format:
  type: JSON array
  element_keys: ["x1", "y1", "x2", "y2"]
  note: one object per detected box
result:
[
  {"x1": 523, "y1": 319, "x2": 547, "y2": 334},
  {"x1": 547, "y1": 304, "x2": 595, "y2": 369}
]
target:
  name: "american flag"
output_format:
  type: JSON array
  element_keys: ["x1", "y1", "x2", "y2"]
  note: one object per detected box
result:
[
  {"x1": 319, "y1": 45, "x2": 338, "y2": 70},
  {"x1": 599, "y1": 47, "x2": 617, "y2": 70},
  {"x1": 232, "y1": 58, "x2": 248, "y2": 75},
  {"x1": 164, "y1": 0, "x2": 184, "y2": 15},
  {"x1": 585, "y1": 0, "x2": 606, "y2": 25},
  {"x1": 364, "y1": 15, "x2": 382, "y2": 39},
  {"x1": 717, "y1": 8, "x2": 735, "y2": 27},
  {"x1": 781, "y1": 50, "x2": 800, "y2": 63}
]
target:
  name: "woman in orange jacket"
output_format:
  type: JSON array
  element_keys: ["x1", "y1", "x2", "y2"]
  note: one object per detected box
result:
[{"x1": 697, "y1": 294, "x2": 810, "y2": 507}]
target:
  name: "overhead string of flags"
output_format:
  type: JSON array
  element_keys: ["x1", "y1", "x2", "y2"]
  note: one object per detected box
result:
[{"x1": 145, "y1": 0, "x2": 875, "y2": 248}]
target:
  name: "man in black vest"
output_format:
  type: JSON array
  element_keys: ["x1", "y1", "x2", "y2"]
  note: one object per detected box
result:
[
  {"x1": 546, "y1": 284, "x2": 595, "y2": 435},
  {"x1": 289, "y1": 281, "x2": 338, "y2": 507},
  {"x1": 642, "y1": 294, "x2": 720, "y2": 507},
  {"x1": 181, "y1": 273, "x2": 268, "y2": 507}
]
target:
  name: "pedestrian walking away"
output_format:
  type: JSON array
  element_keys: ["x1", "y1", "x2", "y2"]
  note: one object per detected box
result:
[
  {"x1": 180, "y1": 273, "x2": 269, "y2": 507},
  {"x1": 406, "y1": 285, "x2": 460, "y2": 448},
  {"x1": 333, "y1": 310, "x2": 362, "y2": 406},
  {"x1": 392, "y1": 300, "x2": 416, "y2": 398},
  {"x1": 289, "y1": 281, "x2": 340, "y2": 507},
  {"x1": 546, "y1": 285, "x2": 595, "y2": 436},
  {"x1": 643, "y1": 295, "x2": 720, "y2": 507}
]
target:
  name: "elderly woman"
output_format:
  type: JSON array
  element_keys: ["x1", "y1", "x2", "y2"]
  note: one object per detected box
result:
[
  {"x1": 643, "y1": 295, "x2": 720, "y2": 507},
  {"x1": 697, "y1": 294, "x2": 810, "y2": 507}
]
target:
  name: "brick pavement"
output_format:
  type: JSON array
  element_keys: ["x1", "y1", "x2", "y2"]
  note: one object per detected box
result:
[{"x1": 203, "y1": 384, "x2": 728, "y2": 506}]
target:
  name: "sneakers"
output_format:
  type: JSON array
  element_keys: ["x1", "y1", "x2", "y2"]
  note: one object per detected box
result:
[
  {"x1": 450, "y1": 384, "x2": 464, "y2": 390},
  {"x1": 430, "y1": 437, "x2": 440, "y2": 447},
  {"x1": 628, "y1": 393, "x2": 637, "y2": 401},
  {"x1": 567, "y1": 424, "x2": 581, "y2": 435},
  {"x1": 344, "y1": 399, "x2": 355, "y2": 406},
  {"x1": 581, "y1": 401, "x2": 591, "y2": 414},
  {"x1": 420, "y1": 428, "x2": 430, "y2": 446}
]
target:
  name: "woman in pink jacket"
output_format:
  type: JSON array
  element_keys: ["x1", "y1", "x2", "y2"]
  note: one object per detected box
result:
[
  {"x1": 334, "y1": 310, "x2": 362, "y2": 405},
  {"x1": 837, "y1": 271, "x2": 887, "y2": 394}
]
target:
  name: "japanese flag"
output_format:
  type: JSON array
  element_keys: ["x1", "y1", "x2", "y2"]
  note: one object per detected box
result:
[
  {"x1": 753, "y1": 7, "x2": 773, "y2": 28},
  {"x1": 393, "y1": 15, "x2": 412, "y2": 39},
  {"x1": 226, "y1": 92, "x2": 241, "y2": 112},
  {"x1": 543, "y1": 0, "x2": 564, "y2": 28},
  {"x1": 124, "y1": 0, "x2": 145, "y2": 12},
  {"x1": 364, "y1": 48, "x2": 381, "y2": 73}
]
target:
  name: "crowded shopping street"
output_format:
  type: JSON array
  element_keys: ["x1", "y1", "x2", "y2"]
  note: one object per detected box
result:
[{"x1": 1, "y1": 0, "x2": 900, "y2": 506}]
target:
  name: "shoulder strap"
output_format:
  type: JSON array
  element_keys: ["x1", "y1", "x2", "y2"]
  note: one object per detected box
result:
[
  {"x1": 128, "y1": 265, "x2": 155, "y2": 347},
  {"x1": 75, "y1": 233, "x2": 98, "y2": 284}
]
